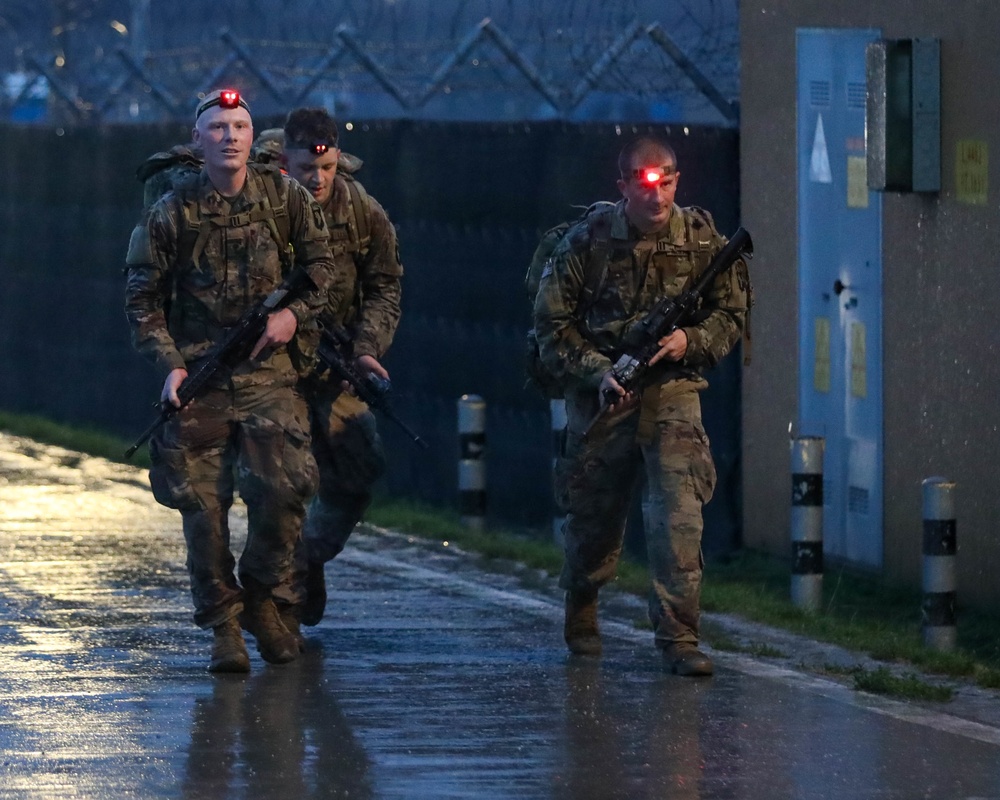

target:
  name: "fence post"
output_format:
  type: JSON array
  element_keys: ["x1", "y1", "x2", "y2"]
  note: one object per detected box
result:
[
  {"x1": 458, "y1": 394, "x2": 486, "y2": 530},
  {"x1": 790, "y1": 436, "x2": 824, "y2": 612},
  {"x1": 550, "y1": 398, "x2": 567, "y2": 546},
  {"x1": 922, "y1": 477, "x2": 957, "y2": 652}
]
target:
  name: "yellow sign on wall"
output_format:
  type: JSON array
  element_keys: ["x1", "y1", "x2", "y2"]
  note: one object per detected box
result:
[
  {"x1": 851, "y1": 322, "x2": 867, "y2": 398},
  {"x1": 957, "y1": 140, "x2": 988, "y2": 205},
  {"x1": 814, "y1": 317, "x2": 831, "y2": 393},
  {"x1": 847, "y1": 156, "x2": 869, "y2": 208}
]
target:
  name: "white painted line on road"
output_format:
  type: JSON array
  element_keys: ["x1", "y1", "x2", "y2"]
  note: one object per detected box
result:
[{"x1": 341, "y1": 543, "x2": 1000, "y2": 748}]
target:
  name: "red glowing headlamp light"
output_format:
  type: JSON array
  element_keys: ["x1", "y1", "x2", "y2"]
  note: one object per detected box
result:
[
  {"x1": 195, "y1": 89, "x2": 250, "y2": 120},
  {"x1": 632, "y1": 165, "x2": 675, "y2": 187},
  {"x1": 285, "y1": 137, "x2": 338, "y2": 156}
]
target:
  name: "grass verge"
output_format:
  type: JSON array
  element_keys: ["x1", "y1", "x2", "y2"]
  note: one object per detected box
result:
[
  {"x1": 0, "y1": 410, "x2": 152, "y2": 468},
  {"x1": 4, "y1": 409, "x2": 999, "y2": 701}
]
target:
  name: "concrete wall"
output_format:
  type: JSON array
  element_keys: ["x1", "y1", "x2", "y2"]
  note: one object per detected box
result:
[{"x1": 741, "y1": 2, "x2": 1000, "y2": 607}]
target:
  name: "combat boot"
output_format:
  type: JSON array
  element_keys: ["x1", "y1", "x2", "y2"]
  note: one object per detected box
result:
[
  {"x1": 278, "y1": 605, "x2": 306, "y2": 653},
  {"x1": 564, "y1": 589, "x2": 601, "y2": 656},
  {"x1": 300, "y1": 560, "x2": 327, "y2": 627},
  {"x1": 241, "y1": 578, "x2": 299, "y2": 665},
  {"x1": 209, "y1": 616, "x2": 251, "y2": 674},
  {"x1": 664, "y1": 643, "x2": 714, "y2": 677}
]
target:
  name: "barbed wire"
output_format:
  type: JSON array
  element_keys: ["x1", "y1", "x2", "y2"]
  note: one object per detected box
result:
[{"x1": 0, "y1": 0, "x2": 739, "y2": 124}]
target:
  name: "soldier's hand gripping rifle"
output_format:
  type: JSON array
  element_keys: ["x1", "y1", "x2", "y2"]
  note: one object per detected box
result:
[
  {"x1": 124, "y1": 268, "x2": 316, "y2": 460},
  {"x1": 583, "y1": 226, "x2": 753, "y2": 437},
  {"x1": 317, "y1": 325, "x2": 429, "y2": 449}
]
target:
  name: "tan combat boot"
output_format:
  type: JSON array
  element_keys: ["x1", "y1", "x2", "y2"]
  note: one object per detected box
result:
[
  {"x1": 278, "y1": 605, "x2": 306, "y2": 653},
  {"x1": 209, "y1": 616, "x2": 251, "y2": 674},
  {"x1": 664, "y1": 643, "x2": 714, "y2": 677},
  {"x1": 241, "y1": 579, "x2": 299, "y2": 665},
  {"x1": 564, "y1": 589, "x2": 601, "y2": 656}
]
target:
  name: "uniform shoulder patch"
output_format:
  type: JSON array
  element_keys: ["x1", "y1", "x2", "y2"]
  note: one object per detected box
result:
[{"x1": 683, "y1": 205, "x2": 717, "y2": 230}]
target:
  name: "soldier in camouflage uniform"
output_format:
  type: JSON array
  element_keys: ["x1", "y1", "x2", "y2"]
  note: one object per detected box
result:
[
  {"x1": 533, "y1": 135, "x2": 749, "y2": 676},
  {"x1": 124, "y1": 90, "x2": 346, "y2": 673},
  {"x1": 274, "y1": 108, "x2": 403, "y2": 634}
]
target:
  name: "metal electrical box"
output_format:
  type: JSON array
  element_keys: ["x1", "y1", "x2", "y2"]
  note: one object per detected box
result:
[
  {"x1": 797, "y1": 27, "x2": 884, "y2": 570},
  {"x1": 866, "y1": 38, "x2": 940, "y2": 192}
]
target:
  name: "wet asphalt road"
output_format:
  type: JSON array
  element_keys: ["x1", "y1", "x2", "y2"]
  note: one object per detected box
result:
[{"x1": 2, "y1": 432, "x2": 1000, "y2": 799}]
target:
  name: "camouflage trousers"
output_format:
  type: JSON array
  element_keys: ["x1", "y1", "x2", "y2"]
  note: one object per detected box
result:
[
  {"x1": 280, "y1": 387, "x2": 387, "y2": 606},
  {"x1": 148, "y1": 382, "x2": 318, "y2": 629},
  {"x1": 558, "y1": 384, "x2": 716, "y2": 647}
]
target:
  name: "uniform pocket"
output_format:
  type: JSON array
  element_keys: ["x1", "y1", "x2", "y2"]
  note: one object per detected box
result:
[
  {"x1": 148, "y1": 436, "x2": 202, "y2": 511},
  {"x1": 239, "y1": 414, "x2": 319, "y2": 502}
]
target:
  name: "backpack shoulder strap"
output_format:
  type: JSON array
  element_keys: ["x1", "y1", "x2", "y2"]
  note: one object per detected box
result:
[
  {"x1": 257, "y1": 165, "x2": 291, "y2": 250},
  {"x1": 171, "y1": 172, "x2": 204, "y2": 268},
  {"x1": 344, "y1": 175, "x2": 373, "y2": 254},
  {"x1": 577, "y1": 209, "x2": 613, "y2": 313}
]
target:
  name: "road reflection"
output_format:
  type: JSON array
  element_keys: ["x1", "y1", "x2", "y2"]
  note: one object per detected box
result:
[
  {"x1": 553, "y1": 658, "x2": 706, "y2": 799},
  {"x1": 182, "y1": 647, "x2": 373, "y2": 800}
]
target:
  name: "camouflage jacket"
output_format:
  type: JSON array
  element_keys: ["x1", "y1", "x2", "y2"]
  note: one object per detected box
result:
[
  {"x1": 533, "y1": 200, "x2": 748, "y2": 392},
  {"x1": 320, "y1": 172, "x2": 402, "y2": 360},
  {"x1": 124, "y1": 164, "x2": 344, "y2": 387}
]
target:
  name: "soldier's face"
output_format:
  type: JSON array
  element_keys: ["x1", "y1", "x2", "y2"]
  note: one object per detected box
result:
[
  {"x1": 192, "y1": 106, "x2": 253, "y2": 173},
  {"x1": 283, "y1": 148, "x2": 340, "y2": 205},
  {"x1": 618, "y1": 155, "x2": 679, "y2": 233}
]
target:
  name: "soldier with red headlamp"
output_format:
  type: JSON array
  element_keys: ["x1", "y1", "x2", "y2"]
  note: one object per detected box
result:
[
  {"x1": 533, "y1": 135, "x2": 749, "y2": 676},
  {"x1": 125, "y1": 89, "x2": 348, "y2": 673},
  {"x1": 272, "y1": 107, "x2": 403, "y2": 636}
]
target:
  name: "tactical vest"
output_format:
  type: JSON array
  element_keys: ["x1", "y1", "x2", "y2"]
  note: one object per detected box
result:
[
  {"x1": 165, "y1": 164, "x2": 318, "y2": 376},
  {"x1": 173, "y1": 163, "x2": 296, "y2": 273}
]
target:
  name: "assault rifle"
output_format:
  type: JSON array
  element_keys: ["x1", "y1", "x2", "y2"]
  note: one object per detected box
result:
[
  {"x1": 317, "y1": 324, "x2": 429, "y2": 449},
  {"x1": 124, "y1": 268, "x2": 315, "y2": 460},
  {"x1": 583, "y1": 226, "x2": 753, "y2": 437}
]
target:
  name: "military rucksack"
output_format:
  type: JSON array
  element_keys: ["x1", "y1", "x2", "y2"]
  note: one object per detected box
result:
[
  {"x1": 136, "y1": 144, "x2": 204, "y2": 210},
  {"x1": 524, "y1": 202, "x2": 615, "y2": 398}
]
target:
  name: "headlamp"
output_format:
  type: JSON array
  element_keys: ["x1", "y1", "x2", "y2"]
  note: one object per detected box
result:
[
  {"x1": 195, "y1": 89, "x2": 250, "y2": 120},
  {"x1": 285, "y1": 138, "x2": 338, "y2": 156},
  {"x1": 632, "y1": 165, "x2": 676, "y2": 187}
]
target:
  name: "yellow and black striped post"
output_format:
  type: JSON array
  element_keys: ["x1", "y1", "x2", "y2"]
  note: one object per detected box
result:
[{"x1": 922, "y1": 477, "x2": 957, "y2": 652}]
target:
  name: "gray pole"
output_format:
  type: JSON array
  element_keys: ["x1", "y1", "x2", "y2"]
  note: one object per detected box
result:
[
  {"x1": 922, "y1": 477, "x2": 957, "y2": 651},
  {"x1": 550, "y1": 398, "x2": 567, "y2": 546},
  {"x1": 458, "y1": 395, "x2": 486, "y2": 530},
  {"x1": 790, "y1": 436, "x2": 824, "y2": 612}
]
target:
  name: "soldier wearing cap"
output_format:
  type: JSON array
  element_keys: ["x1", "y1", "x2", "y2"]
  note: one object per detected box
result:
[
  {"x1": 124, "y1": 89, "x2": 348, "y2": 673},
  {"x1": 266, "y1": 108, "x2": 403, "y2": 633},
  {"x1": 533, "y1": 134, "x2": 749, "y2": 675}
]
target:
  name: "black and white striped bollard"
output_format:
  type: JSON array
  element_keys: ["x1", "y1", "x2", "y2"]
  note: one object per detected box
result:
[
  {"x1": 458, "y1": 394, "x2": 487, "y2": 530},
  {"x1": 922, "y1": 477, "x2": 957, "y2": 652},
  {"x1": 790, "y1": 436, "x2": 824, "y2": 612}
]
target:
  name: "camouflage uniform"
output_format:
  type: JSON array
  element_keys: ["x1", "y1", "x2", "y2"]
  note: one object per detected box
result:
[
  {"x1": 124, "y1": 164, "x2": 344, "y2": 629},
  {"x1": 534, "y1": 200, "x2": 748, "y2": 648},
  {"x1": 296, "y1": 169, "x2": 402, "y2": 574}
]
